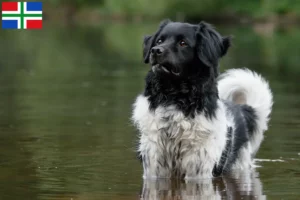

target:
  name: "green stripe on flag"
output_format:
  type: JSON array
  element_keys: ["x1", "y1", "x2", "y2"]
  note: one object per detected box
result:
[
  {"x1": 2, "y1": 14, "x2": 42, "y2": 17},
  {"x1": 21, "y1": 2, "x2": 23, "y2": 29}
]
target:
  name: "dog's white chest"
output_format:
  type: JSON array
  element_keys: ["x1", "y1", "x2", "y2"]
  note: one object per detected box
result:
[{"x1": 132, "y1": 95, "x2": 228, "y2": 179}]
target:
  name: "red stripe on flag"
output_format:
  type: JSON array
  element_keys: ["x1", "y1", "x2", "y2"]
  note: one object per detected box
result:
[
  {"x1": 2, "y1": 2, "x2": 19, "y2": 11},
  {"x1": 26, "y1": 20, "x2": 43, "y2": 29}
]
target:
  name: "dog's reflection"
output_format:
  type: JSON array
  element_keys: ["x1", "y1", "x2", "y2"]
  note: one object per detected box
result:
[{"x1": 140, "y1": 170, "x2": 266, "y2": 200}]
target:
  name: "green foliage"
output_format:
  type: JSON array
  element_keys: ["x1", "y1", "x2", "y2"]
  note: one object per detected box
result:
[
  {"x1": 2, "y1": 0, "x2": 300, "y2": 18},
  {"x1": 271, "y1": 0, "x2": 300, "y2": 15},
  {"x1": 47, "y1": 0, "x2": 104, "y2": 8},
  {"x1": 43, "y1": 0, "x2": 300, "y2": 20},
  {"x1": 99, "y1": 0, "x2": 169, "y2": 17}
]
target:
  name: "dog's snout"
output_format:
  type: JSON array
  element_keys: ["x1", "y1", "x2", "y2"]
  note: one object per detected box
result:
[{"x1": 151, "y1": 47, "x2": 164, "y2": 55}]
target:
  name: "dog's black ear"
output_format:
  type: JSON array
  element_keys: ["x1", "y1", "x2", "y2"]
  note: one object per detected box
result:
[
  {"x1": 143, "y1": 19, "x2": 171, "y2": 64},
  {"x1": 196, "y1": 21, "x2": 232, "y2": 76},
  {"x1": 221, "y1": 36, "x2": 232, "y2": 57},
  {"x1": 143, "y1": 35, "x2": 153, "y2": 63}
]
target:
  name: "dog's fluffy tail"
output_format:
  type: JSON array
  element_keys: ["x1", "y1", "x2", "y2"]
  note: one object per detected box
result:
[{"x1": 217, "y1": 68, "x2": 273, "y2": 153}]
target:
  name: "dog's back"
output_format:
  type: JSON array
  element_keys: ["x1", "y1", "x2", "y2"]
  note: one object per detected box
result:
[
  {"x1": 218, "y1": 68, "x2": 273, "y2": 155},
  {"x1": 212, "y1": 69, "x2": 273, "y2": 176}
]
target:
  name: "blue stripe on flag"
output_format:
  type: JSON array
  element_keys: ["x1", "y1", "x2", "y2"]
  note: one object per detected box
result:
[
  {"x1": 2, "y1": 20, "x2": 18, "y2": 29},
  {"x1": 26, "y1": 2, "x2": 42, "y2": 11}
]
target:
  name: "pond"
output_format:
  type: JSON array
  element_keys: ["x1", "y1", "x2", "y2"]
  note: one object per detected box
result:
[{"x1": 0, "y1": 22, "x2": 299, "y2": 200}]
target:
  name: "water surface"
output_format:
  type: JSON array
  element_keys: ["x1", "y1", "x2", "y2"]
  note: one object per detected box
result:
[{"x1": 0, "y1": 23, "x2": 299, "y2": 200}]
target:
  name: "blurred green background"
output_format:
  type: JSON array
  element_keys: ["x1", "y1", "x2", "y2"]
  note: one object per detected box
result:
[
  {"x1": 0, "y1": 1, "x2": 300, "y2": 200},
  {"x1": 44, "y1": 0, "x2": 300, "y2": 24}
]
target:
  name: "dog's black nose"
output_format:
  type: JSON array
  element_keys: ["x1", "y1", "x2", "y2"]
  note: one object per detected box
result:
[{"x1": 151, "y1": 47, "x2": 164, "y2": 55}]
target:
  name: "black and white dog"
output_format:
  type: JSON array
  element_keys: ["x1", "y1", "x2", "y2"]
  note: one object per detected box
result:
[{"x1": 131, "y1": 19, "x2": 273, "y2": 180}]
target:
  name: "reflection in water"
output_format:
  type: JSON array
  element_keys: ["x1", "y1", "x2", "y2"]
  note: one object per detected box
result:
[{"x1": 141, "y1": 170, "x2": 266, "y2": 200}]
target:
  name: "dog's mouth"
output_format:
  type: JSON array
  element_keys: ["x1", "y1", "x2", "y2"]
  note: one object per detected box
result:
[{"x1": 152, "y1": 64, "x2": 180, "y2": 76}]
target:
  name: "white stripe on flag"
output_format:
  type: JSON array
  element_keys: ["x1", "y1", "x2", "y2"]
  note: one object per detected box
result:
[{"x1": 1, "y1": 2, "x2": 21, "y2": 14}]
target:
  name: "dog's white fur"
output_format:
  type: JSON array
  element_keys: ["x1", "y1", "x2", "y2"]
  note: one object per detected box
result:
[
  {"x1": 218, "y1": 68, "x2": 273, "y2": 155},
  {"x1": 132, "y1": 68, "x2": 273, "y2": 180}
]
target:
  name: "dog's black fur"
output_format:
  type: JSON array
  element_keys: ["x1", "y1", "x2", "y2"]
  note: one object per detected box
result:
[{"x1": 143, "y1": 19, "x2": 231, "y2": 118}]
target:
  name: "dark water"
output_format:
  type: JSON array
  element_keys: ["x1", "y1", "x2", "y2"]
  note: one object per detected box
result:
[{"x1": 0, "y1": 22, "x2": 299, "y2": 200}]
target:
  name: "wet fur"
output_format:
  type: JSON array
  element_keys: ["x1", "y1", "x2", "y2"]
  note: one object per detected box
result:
[{"x1": 132, "y1": 20, "x2": 273, "y2": 180}]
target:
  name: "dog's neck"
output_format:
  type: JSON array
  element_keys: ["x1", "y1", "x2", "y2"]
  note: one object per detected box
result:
[{"x1": 143, "y1": 70, "x2": 219, "y2": 118}]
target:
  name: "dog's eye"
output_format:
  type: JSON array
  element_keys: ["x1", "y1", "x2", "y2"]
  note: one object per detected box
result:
[
  {"x1": 157, "y1": 39, "x2": 163, "y2": 44},
  {"x1": 179, "y1": 40, "x2": 187, "y2": 47}
]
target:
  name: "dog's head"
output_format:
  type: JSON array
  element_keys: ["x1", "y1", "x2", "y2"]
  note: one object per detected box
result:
[{"x1": 143, "y1": 19, "x2": 231, "y2": 78}]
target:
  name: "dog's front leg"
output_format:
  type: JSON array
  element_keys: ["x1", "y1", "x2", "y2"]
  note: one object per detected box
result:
[
  {"x1": 181, "y1": 151, "x2": 214, "y2": 181},
  {"x1": 140, "y1": 141, "x2": 171, "y2": 179}
]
